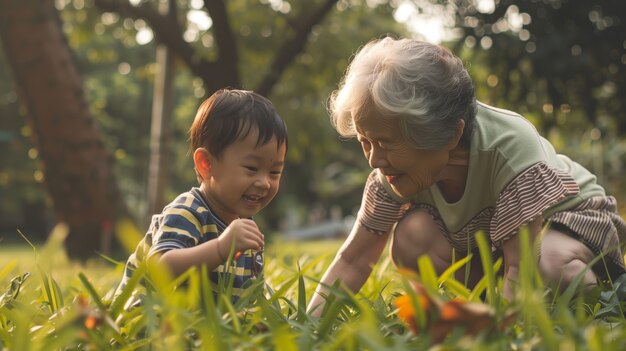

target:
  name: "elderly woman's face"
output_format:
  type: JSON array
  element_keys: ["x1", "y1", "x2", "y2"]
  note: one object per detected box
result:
[{"x1": 355, "y1": 111, "x2": 452, "y2": 197}]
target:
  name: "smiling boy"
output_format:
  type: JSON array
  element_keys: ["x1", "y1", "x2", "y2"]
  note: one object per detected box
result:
[{"x1": 118, "y1": 89, "x2": 288, "y2": 301}]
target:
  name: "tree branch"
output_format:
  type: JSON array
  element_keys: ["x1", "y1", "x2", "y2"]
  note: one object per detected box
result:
[
  {"x1": 93, "y1": 0, "x2": 237, "y2": 93},
  {"x1": 255, "y1": 0, "x2": 339, "y2": 96},
  {"x1": 204, "y1": 0, "x2": 239, "y2": 87},
  {"x1": 94, "y1": 0, "x2": 338, "y2": 98}
]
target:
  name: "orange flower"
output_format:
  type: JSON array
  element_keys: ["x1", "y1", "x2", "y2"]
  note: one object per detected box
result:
[
  {"x1": 394, "y1": 283, "x2": 515, "y2": 344},
  {"x1": 394, "y1": 293, "x2": 431, "y2": 334},
  {"x1": 84, "y1": 314, "x2": 99, "y2": 330},
  {"x1": 77, "y1": 295, "x2": 119, "y2": 333}
]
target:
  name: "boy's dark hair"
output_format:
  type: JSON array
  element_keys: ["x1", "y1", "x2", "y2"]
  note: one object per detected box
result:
[{"x1": 189, "y1": 89, "x2": 288, "y2": 160}]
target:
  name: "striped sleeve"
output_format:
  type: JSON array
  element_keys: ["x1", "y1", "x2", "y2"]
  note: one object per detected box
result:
[
  {"x1": 490, "y1": 162, "x2": 580, "y2": 247},
  {"x1": 149, "y1": 204, "x2": 202, "y2": 256},
  {"x1": 356, "y1": 170, "x2": 410, "y2": 235}
]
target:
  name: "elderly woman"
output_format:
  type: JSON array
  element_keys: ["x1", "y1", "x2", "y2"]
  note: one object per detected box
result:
[{"x1": 308, "y1": 37, "x2": 625, "y2": 313}]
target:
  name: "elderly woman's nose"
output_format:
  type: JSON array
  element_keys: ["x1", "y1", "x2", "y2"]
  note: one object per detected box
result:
[{"x1": 368, "y1": 146, "x2": 388, "y2": 169}]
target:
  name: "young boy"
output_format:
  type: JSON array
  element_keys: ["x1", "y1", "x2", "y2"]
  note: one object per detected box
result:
[{"x1": 117, "y1": 89, "x2": 288, "y2": 302}]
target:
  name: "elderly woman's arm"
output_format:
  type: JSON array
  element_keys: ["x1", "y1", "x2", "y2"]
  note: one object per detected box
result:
[
  {"x1": 501, "y1": 234, "x2": 520, "y2": 300},
  {"x1": 501, "y1": 216, "x2": 543, "y2": 300},
  {"x1": 307, "y1": 225, "x2": 390, "y2": 317}
]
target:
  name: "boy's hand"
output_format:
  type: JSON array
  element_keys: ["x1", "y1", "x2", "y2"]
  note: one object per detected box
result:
[{"x1": 217, "y1": 219, "x2": 264, "y2": 260}]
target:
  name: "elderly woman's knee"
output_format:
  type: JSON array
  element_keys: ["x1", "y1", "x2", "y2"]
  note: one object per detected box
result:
[
  {"x1": 391, "y1": 213, "x2": 424, "y2": 269},
  {"x1": 395, "y1": 211, "x2": 432, "y2": 238},
  {"x1": 391, "y1": 211, "x2": 449, "y2": 271},
  {"x1": 540, "y1": 257, "x2": 597, "y2": 291},
  {"x1": 541, "y1": 230, "x2": 595, "y2": 260},
  {"x1": 539, "y1": 230, "x2": 598, "y2": 290},
  {"x1": 392, "y1": 211, "x2": 435, "y2": 253}
]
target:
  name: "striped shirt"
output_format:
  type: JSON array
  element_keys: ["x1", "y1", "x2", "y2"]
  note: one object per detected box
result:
[{"x1": 117, "y1": 188, "x2": 262, "y2": 301}]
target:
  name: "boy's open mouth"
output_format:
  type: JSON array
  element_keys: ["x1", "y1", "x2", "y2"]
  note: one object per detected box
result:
[{"x1": 244, "y1": 194, "x2": 263, "y2": 202}]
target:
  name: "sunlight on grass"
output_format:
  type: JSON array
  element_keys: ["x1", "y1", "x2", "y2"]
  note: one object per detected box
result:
[{"x1": 0, "y1": 229, "x2": 625, "y2": 350}]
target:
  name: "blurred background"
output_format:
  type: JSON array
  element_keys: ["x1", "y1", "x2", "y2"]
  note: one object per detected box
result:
[{"x1": 1, "y1": 0, "x2": 625, "y2": 260}]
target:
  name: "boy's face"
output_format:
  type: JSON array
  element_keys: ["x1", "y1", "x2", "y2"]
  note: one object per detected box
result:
[{"x1": 200, "y1": 128, "x2": 286, "y2": 224}]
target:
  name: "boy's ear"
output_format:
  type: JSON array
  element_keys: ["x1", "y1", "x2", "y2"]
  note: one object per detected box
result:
[{"x1": 193, "y1": 148, "x2": 212, "y2": 180}]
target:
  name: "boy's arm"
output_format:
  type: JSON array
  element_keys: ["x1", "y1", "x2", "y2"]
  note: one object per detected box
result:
[
  {"x1": 158, "y1": 218, "x2": 264, "y2": 277},
  {"x1": 307, "y1": 224, "x2": 390, "y2": 317},
  {"x1": 158, "y1": 239, "x2": 225, "y2": 276}
]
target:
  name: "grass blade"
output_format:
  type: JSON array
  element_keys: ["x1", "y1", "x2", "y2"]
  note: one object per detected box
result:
[
  {"x1": 78, "y1": 272, "x2": 106, "y2": 311},
  {"x1": 475, "y1": 232, "x2": 496, "y2": 305}
]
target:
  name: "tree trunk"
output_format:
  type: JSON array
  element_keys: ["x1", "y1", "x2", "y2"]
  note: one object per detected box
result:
[{"x1": 0, "y1": 0, "x2": 128, "y2": 259}]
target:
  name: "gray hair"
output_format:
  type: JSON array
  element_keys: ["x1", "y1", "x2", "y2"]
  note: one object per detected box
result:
[{"x1": 329, "y1": 37, "x2": 476, "y2": 150}]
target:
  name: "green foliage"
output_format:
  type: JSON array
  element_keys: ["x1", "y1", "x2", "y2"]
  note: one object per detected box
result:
[
  {"x1": 447, "y1": 0, "x2": 626, "y2": 199},
  {"x1": 1, "y1": 228, "x2": 626, "y2": 350},
  {"x1": 1, "y1": 0, "x2": 410, "y2": 237},
  {"x1": 5, "y1": 0, "x2": 625, "y2": 247},
  {"x1": 450, "y1": 0, "x2": 626, "y2": 130}
]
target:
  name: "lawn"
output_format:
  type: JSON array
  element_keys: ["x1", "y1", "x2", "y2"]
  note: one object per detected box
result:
[{"x1": 1, "y1": 225, "x2": 625, "y2": 350}]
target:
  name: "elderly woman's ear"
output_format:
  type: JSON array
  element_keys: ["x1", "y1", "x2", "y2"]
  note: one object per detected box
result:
[{"x1": 447, "y1": 119, "x2": 465, "y2": 151}]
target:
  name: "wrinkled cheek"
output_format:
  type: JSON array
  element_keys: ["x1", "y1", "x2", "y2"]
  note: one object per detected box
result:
[
  {"x1": 409, "y1": 171, "x2": 427, "y2": 187},
  {"x1": 406, "y1": 172, "x2": 431, "y2": 192}
]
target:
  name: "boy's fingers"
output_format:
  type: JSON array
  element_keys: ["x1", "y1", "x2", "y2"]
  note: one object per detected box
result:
[
  {"x1": 243, "y1": 222, "x2": 264, "y2": 240},
  {"x1": 239, "y1": 218, "x2": 258, "y2": 228},
  {"x1": 233, "y1": 219, "x2": 264, "y2": 248},
  {"x1": 251, "y1": 235, "x2": 264, "y2": 249}
]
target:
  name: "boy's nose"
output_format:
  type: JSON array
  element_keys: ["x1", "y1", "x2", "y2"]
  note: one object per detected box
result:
[{"x1": 255, "y1": 175, "x2": 271, "y2": 189}]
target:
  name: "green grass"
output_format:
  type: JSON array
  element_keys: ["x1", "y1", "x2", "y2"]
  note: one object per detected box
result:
[{"x1": 1, "y1": 226, "x2": 626, "y2": 350}]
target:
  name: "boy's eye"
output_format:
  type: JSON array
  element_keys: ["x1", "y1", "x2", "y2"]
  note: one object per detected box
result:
[{"x1": 244, "y1": 166, "x2": 258, "y2": 172}]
